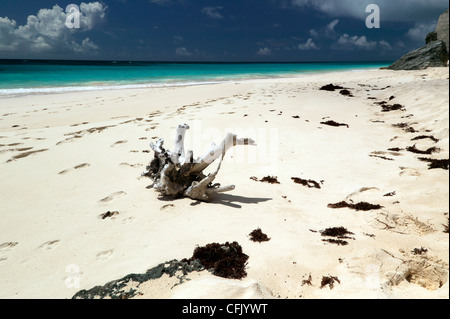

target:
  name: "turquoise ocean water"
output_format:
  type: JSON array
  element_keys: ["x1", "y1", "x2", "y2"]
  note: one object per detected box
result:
[{"x1": 0, "y1": 60, "x2": 391, "y2": 96}]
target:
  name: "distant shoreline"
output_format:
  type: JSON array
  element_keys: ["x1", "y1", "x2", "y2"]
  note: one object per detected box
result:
[{"x1": 0, "y1": 61, "x2": 390, "y2": 97}]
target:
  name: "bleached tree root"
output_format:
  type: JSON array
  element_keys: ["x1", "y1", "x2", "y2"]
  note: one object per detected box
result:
[{"x1": 142, "y1": 124, "x2": 256, "y2": 201}]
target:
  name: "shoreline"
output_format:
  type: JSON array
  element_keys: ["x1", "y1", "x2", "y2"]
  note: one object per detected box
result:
[
  {"x1": 0, "y1": 63, "x2": 390, "y2": 98},
  {"x1": 0, "y1": 67, "x2": 448, "y2": 299}
]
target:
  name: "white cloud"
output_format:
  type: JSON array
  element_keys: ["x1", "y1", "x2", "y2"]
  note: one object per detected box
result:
[
  {"x1": 323, "y1": 18, "x2": 340, "y2": 37},
  {"x1": 378, "y1": 40, "x2": 392, "y2": 50},
  {"x1": 201, "y1": 7, "x2": 224, "y2": 19},
  {"x1": 298, "y1": 38, "x2": 318, "y2": 50},
  {"x1": 173, "y1": 35, "x2": 184, "y2": 43},
  {"x1": 406, "y1": 22, "x2": 438, "y2": 43},
  {"x1": 309, "y1": 29, "x2": 319, "y2": 38},
  {"x1": 0, "y1": 3, "x2": 106, "y2": 55},
  {"x1": 327, "y1": 19, "x2": 339, "y2": 32},
  {"x1": 336, "y1": 34, "x2": 378, "y2": 50},
  {"x1": 306, "y1": 19, "x2": 339, "y2": 41},
  {"x1": 148, "y1": 0, "x2": 175, "y2": 6},
  {"x1": 334, "y1": 34, "x2": 393, "y2": 52},
  {"x1": 290, "y1": 0, "x2": 447, "y2": 22},
  {"x1": 257, "y1": 47, "x2": 272, "y2": 56},
  {"x1": 302, "y1": 18, "x2": 392, "y2": 53},
  {"x1": 79, "y1": 2, "x2": 107, "y2": 30},
  {"x1": 175, "y1": 47, "x2": 191, "y2": 56},
  {"x1": 72, "y1": 37, "x2": 99, "y2": 53}
]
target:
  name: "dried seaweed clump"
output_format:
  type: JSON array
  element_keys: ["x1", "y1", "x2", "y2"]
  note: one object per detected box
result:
[
  {"x1": 251, "y1": 176, "x2": 280, "y2": 184},
  {"x1": 327, "y1": 201, "x2": 383, "y2": 211},
  {"x1": 249, "y1": 228, "x2": 271, "y2": 243},
  {"x1": 100, "y1": 211, "x2": 119, "y2": 220},
  {"x1": 339, "y1": 89, "x2": 354, "y2": 97},
  {"x1": 381, "y1": 103, "x2": 405, "y2": 112},
  {"x1": 186, "y1": 242, "x2": 249, "y2": 279},
  {"x1": 418, "y1": 158, "x2": 449, "y2": 170},
  {"x1": 320, "y1": 227, "x2": 354, "y2": 238},
  {"x1": 411, "y1": 247, "x2": 428, "y2": 255},
  {"x1": 319, "y1": 227, "x2": 355, "y2": 246},
  {"x1": 392, "y1": 122, "x2": 417, "y2": 133},
  {"x1": 411, "y1": 135, "x2": 439, "y2": 143},
  {"x1": 291, "y1": 177, "x2": 322, "y2": 189},
  {"x1": 320, "y1": 276, "x2": 341, "y2": 289},
  {"x1": 320, "y1": 120, "x2": 349, "y2": 128},
  {"x1": 406, "y1": 145, "x2": 440, "y2": 155},
  {"x1": 319, "y1": 84, "x2": 345, "y2": 91}
]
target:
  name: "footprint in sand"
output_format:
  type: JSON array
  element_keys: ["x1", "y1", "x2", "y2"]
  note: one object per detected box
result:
[
  {"x1": 111, "y1": 140, "x2": 128, "y2": 147},
  {"x1": 0, "y1": 242, "x2": 18, "y2": 256},
  {"x1": 99, "y1": 191, "x2": 127, "y2": 203},
  {"x1": 96, "y1": 249, "x2": 114, "y2": 262},
  {"x1": 39, "y1": 240, "x2": 60, "y2": 251},
  {"x1": 58, "y1": 163, "x2": 90, "y2": 175},
  {"x1": 121, "y1": 216, "x2": 136, "y2": 224},
  {"x1": 160, "y1": 204, "x2": 175, "y2": 212},
  {"x1": 119, "y1": 163, "x2": 143, "y2": 168},
  {"x1": 399, "y1": 167, "x2": 421, "y2": 177},
  {"x1": 345, "y1": 187, "x2": 380, "y2": 202}
]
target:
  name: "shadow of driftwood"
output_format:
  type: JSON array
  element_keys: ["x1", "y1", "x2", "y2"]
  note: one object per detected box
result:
[
  {"x1": 149, "y1": 183, "x2": 272, "y2": 208},
  {"x1": 203, "y1": 193, "x2": 273, "y2": 209}
]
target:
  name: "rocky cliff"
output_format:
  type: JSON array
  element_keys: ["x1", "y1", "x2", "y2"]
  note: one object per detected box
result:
[
  {"x1": 388, "y1": 8, "x2": 449, "y2": 70},
  {"x1": 435, "y1": 8, "x2": 449, "y2": 56}
]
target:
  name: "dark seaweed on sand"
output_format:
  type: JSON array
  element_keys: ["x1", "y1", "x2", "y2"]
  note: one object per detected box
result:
[
  {"x1": 302, "y1": 274, "x2": 313, "y2": 286},
  {"x1": 383, "y1": 191, "x2": 396, "y2": 197},
  {"x1": 260, "y1": 176, "x2": 280, "y2": 184},
  {"x1": 339, "y1": 89, "x2": 354, "y2": 97},
  {"x1": 319, "y1": 84, "x2": 345, "y2": 91},
  {"x1": 406, "y1": 145, "x2": 440, "y2": 155},
  {"x1": 100, "y1": 211, "x2": 119, "y2": 220},
  {"x1": 186, "y1": 242, "x2": 249, "y2": 279},
  {"x1": 291, "y1": 177, "x2": 322, "y2": 189},
  {"x1": 412, "y1": 135, "x2": 439, "y2": 143},
  {"x1": 319, "y1": 227, "x2": 355, "y2": 246},
  {"x1": 381, "y1": 103, "x2": 405, "y2": 112},
  {"x1": 418, "y1": 158, "x2": 449, "y2": 170},
  {"x1": 322, "y1": 238, "x2": 349, "y2": 246},
  {"x1": 320, "y1": 276, "x2": 341, "y2": 289},
  {"x1": 388, "y1": 147, "x2": 403, "y2": 152},
  {"x1": 411, "y1": 247, "x2": 428, "y2": 255},
  {"x1": 320, "y1": 227, "x2": 354, "y2": 239},
  {"x1": 251, "y1": 176, "x2": 280, "y2": 184},
  {"x1": 320, "y1": 120, "x2": 349, "y2": 128},
  {"x1": 392, "y1": 122, "x2": 417, "y2": 133},
  {"x1": 249, "y1": 228, "x2": 271, "y2": 242},
  {"x1": 328, "y1": 201, "x2": 383, "y2": 211},
  {"x1": 370, "y1": 154, "x2": 394, "y2": 161}
]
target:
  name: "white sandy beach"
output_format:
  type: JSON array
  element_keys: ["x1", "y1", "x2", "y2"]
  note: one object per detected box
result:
[{"x1": 0, "y1": 67, "x2": 448, "y2": 299}]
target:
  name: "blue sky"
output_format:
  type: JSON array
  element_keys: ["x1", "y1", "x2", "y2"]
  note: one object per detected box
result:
[{"x1": 0, "y1": 0, "x2": 448, "y2": 61}]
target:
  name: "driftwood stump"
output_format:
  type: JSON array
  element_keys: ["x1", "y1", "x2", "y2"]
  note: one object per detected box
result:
[{"x1": 142, "y1": 124, "x2": 256, "y2": 201}]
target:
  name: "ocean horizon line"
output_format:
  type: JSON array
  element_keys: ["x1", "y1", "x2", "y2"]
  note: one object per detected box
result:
[{"x1": 0, "y1": 59, "x2": 393, "y2": 65}]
